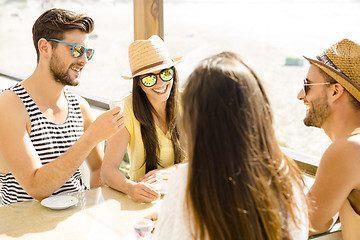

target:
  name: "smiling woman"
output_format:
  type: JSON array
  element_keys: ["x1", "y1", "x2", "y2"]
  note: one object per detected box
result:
[{"x1": 101, "y1": 35, "x2": 185, "y2": 204}]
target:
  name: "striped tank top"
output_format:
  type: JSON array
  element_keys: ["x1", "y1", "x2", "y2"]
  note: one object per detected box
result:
[{"x1": 0, "y1": 83, "x2": 87, "y2": 205}]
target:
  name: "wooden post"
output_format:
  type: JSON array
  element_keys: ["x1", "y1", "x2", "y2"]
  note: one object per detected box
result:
[{"x1": 133, "y1": 0, "x2": 164, "y2": 41}]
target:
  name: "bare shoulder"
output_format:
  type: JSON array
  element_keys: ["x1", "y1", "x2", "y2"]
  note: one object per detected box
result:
[
  {"x1": 0, "y1": 89, "x2": 19, "y2": 107},
  {"x1": 0, "y1": 89, "x2": 30, "y2": 172},
  {"x1": 326, "y1": 134, "x2": 360, "y2": 159},
  {"x1": 320, "y1": 134, "x2": 360, "y2": 183},
  {"x1": 310, "y1": 134, "x2": 360, "y2": 210},
  {"x1": 0, "y1": 89, "x2": 28, "y2": 121}
]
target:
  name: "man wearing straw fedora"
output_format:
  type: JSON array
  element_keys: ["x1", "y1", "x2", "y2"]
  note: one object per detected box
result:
[{"x1": 298, "y1": 38, "x2": 360, "y2": 239}]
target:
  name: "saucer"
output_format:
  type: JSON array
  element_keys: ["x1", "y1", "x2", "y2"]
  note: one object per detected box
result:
[{"x1": 41, "y1": 195, "x2": 78, "y2": 210}]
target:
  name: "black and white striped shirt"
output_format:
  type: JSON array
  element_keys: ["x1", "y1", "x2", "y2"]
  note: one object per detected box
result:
[{"x1": 0, "y1": 83, "x2": 87, "y2": 205}]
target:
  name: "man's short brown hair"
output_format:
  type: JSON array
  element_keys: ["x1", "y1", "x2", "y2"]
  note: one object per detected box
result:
[{"x1": 32, "y1": 8, "x2": 94, "y2": 62}]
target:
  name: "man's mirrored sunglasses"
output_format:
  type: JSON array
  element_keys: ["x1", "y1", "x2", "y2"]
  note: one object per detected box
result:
[
  {"x1": 140, "y1": 68, "x2": 174, "y2": 87},
  {"x1": 48, "y1": 39, "x2": 95, "y2": 60}
]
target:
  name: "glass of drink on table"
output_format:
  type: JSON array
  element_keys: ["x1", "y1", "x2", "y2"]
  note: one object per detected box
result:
[
  {"x1": 134, "y1": 218, "x2": 154, "y2": 240},
  {"x1": 156, "y1": 170, "x2": 172, "y2": 194}
]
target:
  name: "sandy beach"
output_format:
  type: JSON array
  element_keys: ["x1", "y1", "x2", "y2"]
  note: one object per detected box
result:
[{"x1": 1, "y1": 0, "x2": 360, "y2": 159}]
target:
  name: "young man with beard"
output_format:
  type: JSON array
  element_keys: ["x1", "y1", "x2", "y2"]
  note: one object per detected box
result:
[
  {"x1": 298, "y1": 38, "x2": 360, "y2": 239},
  {"x1": 0, "y1": 9, "x2": 125, "y2": 205}
]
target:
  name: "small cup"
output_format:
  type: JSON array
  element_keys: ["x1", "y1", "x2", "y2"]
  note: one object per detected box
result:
[
  {"x1": 156, "y1": 170, "x2": 172, "y2": 194},
  {"x1": 134, "y1": 218, "x2": 154, "y2": 240},
  {"x1": 109, "y1": 100, "x2": 125, "y2": 113}
]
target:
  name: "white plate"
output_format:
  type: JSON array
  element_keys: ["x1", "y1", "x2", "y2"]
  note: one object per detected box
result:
[{"x1": 41, "y1": 195, "x2": 78, "y2": 210}]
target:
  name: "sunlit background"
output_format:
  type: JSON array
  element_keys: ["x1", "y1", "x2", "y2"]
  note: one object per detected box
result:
[{"x1": 1, "y1": 0, "x2": 360, "y2": 159}]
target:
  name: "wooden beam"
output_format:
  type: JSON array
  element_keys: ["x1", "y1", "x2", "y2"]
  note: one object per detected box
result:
[{"x1": 133, "y1": 0, "x2": 164, "y2": 40}]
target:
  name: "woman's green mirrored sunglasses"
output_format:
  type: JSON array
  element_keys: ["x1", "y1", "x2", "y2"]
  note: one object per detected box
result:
[{"x1": 140, "y1": 68, "x2": 174, "y2": 87}]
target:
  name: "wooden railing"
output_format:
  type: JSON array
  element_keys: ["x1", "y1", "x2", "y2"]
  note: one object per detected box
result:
[{"x1": 1, "y1": 70, "x2": 321, "y2": 175}]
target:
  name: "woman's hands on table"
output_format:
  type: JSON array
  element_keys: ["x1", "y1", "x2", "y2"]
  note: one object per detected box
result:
[
  {"x1": 130, "y1": 182, "x2": 160, "y2": 203},
  {"x1": 137, "y1": 169, "x2": 160, "y2": 183},
  {"x1": 137, "y1": 164, "x2": 179, "y2": 183}
]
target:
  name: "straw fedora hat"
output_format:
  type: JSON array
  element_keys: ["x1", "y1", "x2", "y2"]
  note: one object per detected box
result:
[
  {"x1": 122, "y1": 35, "x2": 182, "y2": 80},
  {"x1": 303, "y1": 38, "x2": 360, "y2": 102}
]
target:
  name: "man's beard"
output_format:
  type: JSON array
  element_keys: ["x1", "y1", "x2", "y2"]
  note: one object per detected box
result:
[
  {"x1": 304, "y1": 94, "x2": 331, "y2": 128},
  {"x1": 49, "y1": 53, "x2": 80, "y2": 86}
]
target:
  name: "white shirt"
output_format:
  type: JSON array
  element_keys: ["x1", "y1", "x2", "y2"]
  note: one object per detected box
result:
[{"x1": 153, "y1": 164, "x2": 308, "y2": 240}]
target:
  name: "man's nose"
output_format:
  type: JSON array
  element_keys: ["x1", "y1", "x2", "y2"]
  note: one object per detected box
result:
[
  {"x1": 79, "y1": 52, "x2": 89, "y2": 64},
  {"x1": 297, "y1": 88, "x2": 305, "y2": 100}
]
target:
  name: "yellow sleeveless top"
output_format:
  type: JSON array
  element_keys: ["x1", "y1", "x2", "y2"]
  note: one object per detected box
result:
[{"x1": 124, "y1": 95, "x2": 175, "y2": 181}]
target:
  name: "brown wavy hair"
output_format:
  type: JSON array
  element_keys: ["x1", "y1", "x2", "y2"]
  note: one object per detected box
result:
[
  {"x1": 133, "y1": 67, "x2": 183, "y2": 173},
  {"x1": 32, "y1": 8, "x2": 94, "y2": 62},
  {"x1": 182, "y1": 52, "x2": 305, "y2": 240}
]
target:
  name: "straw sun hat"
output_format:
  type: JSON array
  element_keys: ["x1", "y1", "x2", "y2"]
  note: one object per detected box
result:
[
  {"x1": 304, "y1": 38, "x2": 360, "y2": 102},
  {"x1": 122, "y1": 35, "x2": 182, "y2": 80}
]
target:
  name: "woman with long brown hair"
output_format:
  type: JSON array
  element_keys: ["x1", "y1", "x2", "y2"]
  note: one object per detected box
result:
[
  {"x1": 153, "y1": 52, "x2": 308, "y2": 239},
  {"x1": 101, "y1": 35, "x2": 184, "y2": 203}
]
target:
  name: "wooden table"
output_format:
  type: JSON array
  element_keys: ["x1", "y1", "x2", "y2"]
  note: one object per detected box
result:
[
  {"x1": 0, "y1": 174, "x2": 343, "y2": 240},
  {"x1": 0, "y1": 186, "x2": 161, "y2": 239},
  {"x1": 310, "y1": 231, "x2": 342, "y2": 240}
]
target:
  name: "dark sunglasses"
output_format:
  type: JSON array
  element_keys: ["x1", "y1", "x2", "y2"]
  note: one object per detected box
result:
[
  {"x1": 48, "y1": 39, "x2": 95, "y2": 60},
  {"x1": 139, "y1": 68, "x2": 175, "y2": 87},
  {"x1": 303, "y1": 78, "x2": 336, "y2": 95}
]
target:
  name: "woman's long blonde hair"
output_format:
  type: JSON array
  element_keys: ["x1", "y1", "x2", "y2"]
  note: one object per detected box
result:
[{"x1": 182, "y1": 52, "x2": 304, "y2": 240}]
